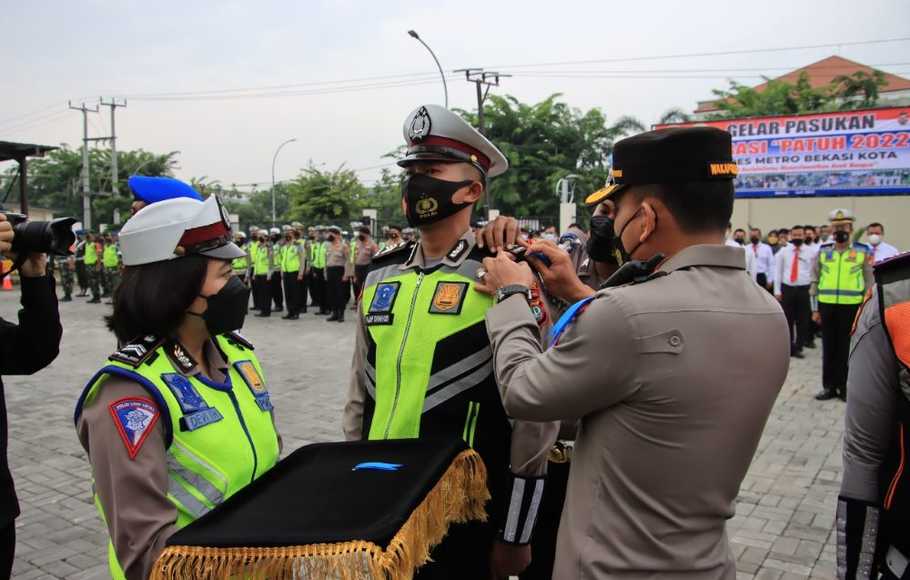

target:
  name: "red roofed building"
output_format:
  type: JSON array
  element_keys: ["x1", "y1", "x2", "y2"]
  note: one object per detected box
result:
[{"x1": 693, "y1": 56, "x2": 910, "y2": 119}]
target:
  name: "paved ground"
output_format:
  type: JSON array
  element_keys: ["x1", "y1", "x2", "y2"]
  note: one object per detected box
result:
[{"x1": 2, "y1": 287, "x2": 843, "y2": 579}]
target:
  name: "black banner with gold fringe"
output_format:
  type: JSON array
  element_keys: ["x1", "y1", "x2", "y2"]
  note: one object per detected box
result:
[{"x1": 151, "y1": 437, "x2": 489, "y2": 580}]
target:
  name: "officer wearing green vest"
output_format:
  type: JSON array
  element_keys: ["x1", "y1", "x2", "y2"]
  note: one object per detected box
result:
[
  {"x1": 102, "y1": 232, "x2": 121, "y2": 301},
  {"x1": 280, "y1": 228, "x2": 306, "y2": 319},
  {"x1": 310, "y1": 226, "x2": 329, "y2": 315},
  {"x1": 839, "y1": 250, "x2": 910, "y2": 579},
  {"x1": 75, "y1": 195, "x2": 280, "y2": 580},
  {"x1": 231, "y1": 231, "x2": 249, "y2": 285},
  {"x1": 251, "y1": 228, "x2": 273, "y2": 317},
  {"x1": 811, "y1": 208, "x2": 872, "y2": 401},
  {"x1": 343, "y1": 104, "x2": 557, "y2": 578},
  {"x1": 83, "y1": 232, "x2": 102, "y2": 303}
]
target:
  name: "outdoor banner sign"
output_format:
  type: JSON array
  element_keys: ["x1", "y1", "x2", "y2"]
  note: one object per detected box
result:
[{"x1": 656, "y1": 107, "x2": 910, "y2": 198}]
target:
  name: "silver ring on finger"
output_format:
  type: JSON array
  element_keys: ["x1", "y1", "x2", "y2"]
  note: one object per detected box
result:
[{"x1": 475, "y1": 268, "x2": 487, "y2": 281}]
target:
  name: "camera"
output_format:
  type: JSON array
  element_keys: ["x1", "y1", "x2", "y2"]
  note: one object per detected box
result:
[{"x1": 4, "y1": 213, "x2": 77, "y2": 256}]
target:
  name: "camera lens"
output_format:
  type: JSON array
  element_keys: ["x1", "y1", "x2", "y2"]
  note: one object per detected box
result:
[{"x1": 11, "y1": 217, "x2": 77, "y2": 256}]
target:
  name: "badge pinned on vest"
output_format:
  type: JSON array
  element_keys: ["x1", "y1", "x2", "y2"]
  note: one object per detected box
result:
[
  {"x1": 109, "y1": 397, "x2": 160, "y2": 460},
  {"x1": 366, "y1": 282, "x2": 399, "y2": 325},
  {"x1": 162, "y1": 373, "x2": 224, "y2": 432},
  {"x1": 234, "y1": 361, "x2": 273, "y2": 412},
  {"x1": 429, "y1": 281, "x2": 468, "y2": 315}
]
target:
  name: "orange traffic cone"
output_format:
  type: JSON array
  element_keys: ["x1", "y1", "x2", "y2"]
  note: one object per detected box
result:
[{"x1": 1, "y1": 276, "x2": 12, "y2": 291}]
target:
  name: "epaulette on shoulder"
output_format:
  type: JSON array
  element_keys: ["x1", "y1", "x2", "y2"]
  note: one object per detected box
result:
[
  {"x1": 110, "y1": 335, "x2": 165, "y2": 368},
  {"x1": 820, "y1": 241, "x2": 834, "y2": 248},
  {"x1": 372, "y1": 241, "x2": 416, "y2": 265},
  {"x1": 224, "y1": 331, "x2": 255, "y2": 351},
  {"x1": 852, "y1": 241, "x2": 871, "y2": 252}
]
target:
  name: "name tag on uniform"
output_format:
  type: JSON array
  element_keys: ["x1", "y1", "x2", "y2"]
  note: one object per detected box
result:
[
  {"x1": 180, "y1": 407, "x2": 224, "y2": 431},
  {"x1": 365, "y1": 313, "x2": 394, "y2": 325}
]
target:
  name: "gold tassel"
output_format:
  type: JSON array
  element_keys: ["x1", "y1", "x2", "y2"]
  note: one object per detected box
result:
[{"x1": 150, "y1": 449, "x2": 490, "y2": 580}]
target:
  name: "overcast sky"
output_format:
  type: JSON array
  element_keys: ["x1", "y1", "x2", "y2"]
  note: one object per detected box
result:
[{"x1": 2, "y1": 0, "x2": 909, "y2": 190}]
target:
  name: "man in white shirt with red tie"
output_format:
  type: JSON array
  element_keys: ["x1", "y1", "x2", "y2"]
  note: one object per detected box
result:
[
  {"x1": 774, "y1": 225, "x2": 814, "y2": 359},
  {"x1": 866, "y1": 222, "x2": 900, "y2": 263}
]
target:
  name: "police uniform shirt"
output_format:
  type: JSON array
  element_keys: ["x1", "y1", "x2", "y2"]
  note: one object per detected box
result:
[
  {"x1": 324, "y1": 241, "x2": 353, "y2": 275},
  {"x1": 841, "y1": 290, "x2": 901, "y2": 503},
  {"x1": 485, "y1": 244, "x2": 789, "y2": 578},
  {"x1": 354, "y1": 239, "x2": 379, "y2": 266},
  {"x1": 76, "y1": 341, "x2": 279, "y2": 580}
]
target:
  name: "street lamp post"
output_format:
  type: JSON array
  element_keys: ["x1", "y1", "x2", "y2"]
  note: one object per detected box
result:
[
  {"x1": 407, "y1": 30, "x2": 448, "y2": 108},
  {"x1": 271, "y1": 138, "x2": 297, "y2": 227}
]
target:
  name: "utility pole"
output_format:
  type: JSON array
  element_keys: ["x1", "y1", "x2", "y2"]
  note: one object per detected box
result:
[
  {"x1": 454, "y1": 68, "x2": 510, "y2": 135},
  {"x1": 100, "y1": 98, "x2": 127, "y2": 196},
  {"x1": 68, "y1": 101, "x2": 99, "y2": 231}
]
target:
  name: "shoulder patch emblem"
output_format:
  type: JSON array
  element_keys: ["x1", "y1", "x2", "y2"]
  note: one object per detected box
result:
[
  {"x1": 234, "y1": 361, "x2": 272, "y2": 411},
  {"x1": 429, "y1": 281, "x2": 468, "y2": 315},
  {"x1": 369, "y1": 282, "x2": 400, "y2": 314},
  {"x1": 161, "y1": 373, "x2": 207, "y2": 413},
  {"x1": 110, "y1": 335, "x2": 162, "y2": 368},
  {"x1": 109, "y1": 398, "x2": 160, "y2": 460}
]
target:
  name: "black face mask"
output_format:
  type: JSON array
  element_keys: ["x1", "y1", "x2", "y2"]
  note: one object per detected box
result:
[
  {"x1": 327, "y1": 234, "x2": 336, "y2": 242},
  {"x1": 734, "y1": 237, "x2": 745, "y2": 245},
  {"x1": 834, "y1": 230, "x2": 850, "y2": 243},
  {"x1": 189, "y1": 276, "x2": 250, "y2": 336},
  {"x1": 402, "y1": 173, "x2": 474, "y2": 227},
  {"x1": 357, "y1": 234, "x2": 366, "y2": 241},
  {"x1": 791, "y1": 238, "x2": 804, "y2": 246},
  {"x1": 586, "y1": 215, "x2": 617, "y2": 263},
  {"x1": 750, "y1": 236, "x2": 760, "y2": 244}
]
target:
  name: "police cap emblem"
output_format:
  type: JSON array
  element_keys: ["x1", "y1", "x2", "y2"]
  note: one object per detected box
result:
[{"x1": 408, "y1": 106, "x2": 432, "y2": 143}]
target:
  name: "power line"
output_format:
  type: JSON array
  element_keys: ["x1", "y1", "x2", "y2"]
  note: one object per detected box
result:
[
  {"x1": 127, "y1": 76, "x2": 460, "y2": 103},
  {"x1": 485, "y1": 36, "x2": 910, "y2": 70}
]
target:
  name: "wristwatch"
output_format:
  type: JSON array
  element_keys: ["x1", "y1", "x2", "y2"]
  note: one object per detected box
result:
[{"x1": 495, "y1": 284, "x2": 533, "y2": 304}]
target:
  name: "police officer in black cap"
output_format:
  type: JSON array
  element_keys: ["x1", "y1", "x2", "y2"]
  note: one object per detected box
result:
[{"x1": 477, "y1": 127, "x2": 790, "y2": 579}]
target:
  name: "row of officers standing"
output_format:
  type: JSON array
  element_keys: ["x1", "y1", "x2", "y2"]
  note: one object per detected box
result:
[{"x1": 233, "y1": 224, "x2": 384, "y2": 321}]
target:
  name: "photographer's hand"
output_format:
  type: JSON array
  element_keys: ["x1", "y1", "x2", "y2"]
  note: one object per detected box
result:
[{"x1": 0, "y1": 214, "x2": 12, "y2": 254}]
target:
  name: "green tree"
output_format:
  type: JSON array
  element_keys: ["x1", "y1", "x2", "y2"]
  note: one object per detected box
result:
[
  {"x1": 286, "y1": 165, "x2": 367, "y2": 225},
  {"x1": 456, "y1": 94, "x2": 643, "y2": 222},
  {"x1": 831, "y1": 70, "x2": 887, "y2": 109},
  {"x1": 708, "y1": 70, "x2": 887, "y2": 119}
]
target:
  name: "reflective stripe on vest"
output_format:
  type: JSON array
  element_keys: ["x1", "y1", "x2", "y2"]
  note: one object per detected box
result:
[
  {"x1": 361, "y1": 259, "x2": 493, "y2": 440},
  {"x1": 78, "y1": 335, "x2": 279, "y2": 579},
  {"x1": 818, "y1": 246, "x2": 868, "y2": 305}
]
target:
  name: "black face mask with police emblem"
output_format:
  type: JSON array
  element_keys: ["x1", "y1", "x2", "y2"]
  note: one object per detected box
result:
[{"x1": 402, "y1": 173, "x2": 474, "y2": 227}]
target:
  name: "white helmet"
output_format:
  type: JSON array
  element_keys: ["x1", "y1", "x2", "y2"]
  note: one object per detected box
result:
[
  {"x1": 119, "y1": 195, "x2": 245, "y2": 266},
  {"x1": 269, "y1": 227, "x2": 281, "y2": 235}
]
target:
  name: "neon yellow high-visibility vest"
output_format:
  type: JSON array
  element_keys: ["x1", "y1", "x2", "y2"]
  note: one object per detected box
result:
[
  {"x1": 817, "y1": 242, "x2": 869, "y2": 305},
  {"x1": 75, "y1": 335, "x2": 279, "y2": 580}
]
